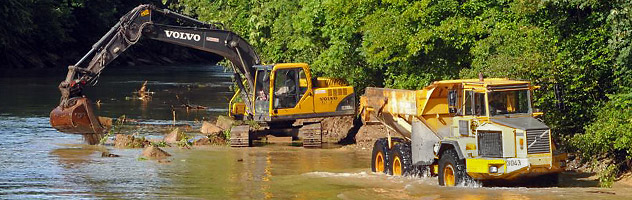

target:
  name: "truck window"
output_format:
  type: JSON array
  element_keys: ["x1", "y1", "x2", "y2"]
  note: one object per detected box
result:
[
  {"x1": 488, "y1": 90, "x2": 530, "y2": 115},
  {"x1": 273, "y1": 68, "x2": 305, "y2": 109},
  {"x1": 465, "y1": 91, "x2": 485, "y2": 116},
  {"x1": 465, "y1": 91, "x2": 472, "y2": 115}
]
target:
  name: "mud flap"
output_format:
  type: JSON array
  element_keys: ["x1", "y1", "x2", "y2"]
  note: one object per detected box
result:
[
  {"x1": 300, "y1": 122, "x2": 322, "y2": 148},
  {"x1": 411, "y1": 119, "x2": 440, "y2": 166},
  {"x1": 230, "y1": 125, "x2": 250, "y2": 147}
]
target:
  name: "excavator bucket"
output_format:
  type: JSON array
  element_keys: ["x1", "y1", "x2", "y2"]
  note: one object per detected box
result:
[{"x1": 50, "y1": 97, "x2": 105, "y2": 145}]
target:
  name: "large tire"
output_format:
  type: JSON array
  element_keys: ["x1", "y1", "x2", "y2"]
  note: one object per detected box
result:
[
  {"x1": 371, "y1": 138, "x2": 390, "y2": 174},
  {"x1": 438, "y1": 148, "x2": 469, "y2": 186},
  {"x1": 391, "y1": 142, "x2": 413, "y2": 176}
]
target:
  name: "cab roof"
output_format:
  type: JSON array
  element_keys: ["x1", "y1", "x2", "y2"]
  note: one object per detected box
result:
[
  {"x1": 434, "y1": 78, "x2": 530, "y2": 85},
  {"x1": 426, "y1": 78, "x2": 531, "y2": 89}
]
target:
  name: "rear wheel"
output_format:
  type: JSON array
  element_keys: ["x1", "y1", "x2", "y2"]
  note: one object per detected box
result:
[
  {"x1": 371, "y1": 138, "x2": 390, "y2": 174},
  {"x1": 391, "y1": 142, "x2": 413, "y2": 176},
  {"x1": 438, "y1": 148, "x2": 468, "y2": 186}
]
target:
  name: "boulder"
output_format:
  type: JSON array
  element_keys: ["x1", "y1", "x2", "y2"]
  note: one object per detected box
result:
[
  {"x1": 98, "y1": 116, "x2": 113, "y2": 129},
  {"x1": 193, "y1": 137, "x2": 211, "y2": 146},
  {"x1": 215, "y1": 115, "x2": 236, "y2": 130},
  {"x1": 141, "y1": 146, "x2": 171, "y2": 159},
  {"x1": 164, "y1": 128, "x2": 185, "y2": 143},
  {"x1": 200, "y1": 121, "x2": 223, "y2": 135}
]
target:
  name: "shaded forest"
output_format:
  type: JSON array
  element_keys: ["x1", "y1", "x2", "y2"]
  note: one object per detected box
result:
[
  {"x1": 0, "y1": 0, "x2": 219, "y2": 74},
  {"x1": 1, "y1": 0, "x2": 631, "y2": 186}
]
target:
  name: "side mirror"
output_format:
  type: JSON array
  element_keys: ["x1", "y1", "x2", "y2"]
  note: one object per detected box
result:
[{"x1": 448, "y1": 90, "x2": 457, "y2": 113}]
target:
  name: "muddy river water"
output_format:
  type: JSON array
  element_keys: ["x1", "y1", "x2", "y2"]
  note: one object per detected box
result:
[{"x1": 1, "y1": 65, "x2": 631, "y2": 199}]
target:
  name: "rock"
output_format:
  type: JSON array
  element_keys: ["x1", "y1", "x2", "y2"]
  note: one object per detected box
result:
[
  {"x1": 164, "y1": 128, "x2": 185, "y2": 143},
  {"x1": 216, "y1": 115, "x2": 236, "y2": 130},
  {"x1": 193, "y1": 137, "x2": 210, "y2": 146},
  {"x1": 141, "y1": 146, "x2": 171, "y2": 159},
  {"x1": 114, "y1": 134, "x2": 147, "y2": 148},
  {"x1": 98, "y1": 117, "x2": 113, "y2": 129},
  {"x1": 158, "y1": 159, "x2": 171, "y2": 164},
  {"x1": 200, "y1": 121, "x2": 223, "y2": 135},
  {"x1": 101, "y1": 152, "x2": 120, "y2": 157}
]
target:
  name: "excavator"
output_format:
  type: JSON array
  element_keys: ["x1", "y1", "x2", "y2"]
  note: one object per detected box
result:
[{"x1": 49, "y1": 4, "x2": 355, "y2": 147}]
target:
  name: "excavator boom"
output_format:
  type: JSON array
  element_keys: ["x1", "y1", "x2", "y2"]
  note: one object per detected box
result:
[{"x1": 50, "y1": 4, "x2": 260, "y2": 143}]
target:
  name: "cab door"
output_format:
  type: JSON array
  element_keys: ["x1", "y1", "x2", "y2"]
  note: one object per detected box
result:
[{"x1": 270, "y1": 63, "x2": 315, "y2": 118}]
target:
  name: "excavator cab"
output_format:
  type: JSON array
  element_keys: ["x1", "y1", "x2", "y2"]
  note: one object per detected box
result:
[
  {"x1": 269, "y1": 63, "x2": 316, "y2": 120},
  {"x1": 251, "y1": 63, "x2": 316, "y2": 122}
]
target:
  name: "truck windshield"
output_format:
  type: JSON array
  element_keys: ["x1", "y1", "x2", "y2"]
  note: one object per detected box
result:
[{"x1": 488, "y1": 90, "x2": 531, "y2": 116}]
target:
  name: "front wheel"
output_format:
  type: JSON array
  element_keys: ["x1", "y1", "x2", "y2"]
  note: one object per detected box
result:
[
  {"x1": 371, "y1": 138, "x2": 390, "y2": 174},
  {"x1": 438, "y1": 148, "x2": 469, "y2": 186}
]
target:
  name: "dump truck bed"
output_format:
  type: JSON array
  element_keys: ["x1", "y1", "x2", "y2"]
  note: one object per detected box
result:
[{"x1": 360, "y1": 86, "x2": 453, "y2": 139}]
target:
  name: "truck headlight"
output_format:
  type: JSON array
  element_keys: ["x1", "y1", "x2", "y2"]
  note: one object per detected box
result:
[{"x1": 489, "y1": 166, "x2": 498, "y2": 173}]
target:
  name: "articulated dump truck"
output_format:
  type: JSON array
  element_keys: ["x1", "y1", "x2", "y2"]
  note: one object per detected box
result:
[{"x1": 360, "y1": 78, "x2": 567, "y2": 186}]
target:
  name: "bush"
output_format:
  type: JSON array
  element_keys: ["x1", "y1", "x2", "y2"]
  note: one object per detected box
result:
[{"x1": 573, "y1": 93, "x2": 632, "y2": 186}]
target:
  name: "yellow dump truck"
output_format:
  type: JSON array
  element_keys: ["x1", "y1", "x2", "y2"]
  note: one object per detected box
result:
[{"x1": 360, "y1": 78, "x2": 566, "y2": 186}]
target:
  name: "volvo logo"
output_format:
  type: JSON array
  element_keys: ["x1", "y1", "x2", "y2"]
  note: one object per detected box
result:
[{"x1": 164, "y1": 30, "x2": 201, "y2": 41}]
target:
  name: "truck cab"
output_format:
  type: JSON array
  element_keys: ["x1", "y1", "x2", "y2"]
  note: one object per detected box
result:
[{"x1": 444, "y1": 79, "x2": 566, "y2": 182}]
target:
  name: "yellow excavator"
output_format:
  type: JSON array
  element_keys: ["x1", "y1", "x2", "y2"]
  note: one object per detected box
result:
[{"x1": 49, "y1": 4, "x2": 355, "y2": 147}]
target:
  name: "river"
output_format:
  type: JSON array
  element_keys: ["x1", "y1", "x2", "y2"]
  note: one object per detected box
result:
[{"x1": 1, "y1": 65, "x2": 631, "y2": 199}]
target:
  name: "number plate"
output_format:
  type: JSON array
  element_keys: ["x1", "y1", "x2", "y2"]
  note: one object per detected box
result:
[{"x1": 506, "y1": 158, "x2": 529, "y2": 173}]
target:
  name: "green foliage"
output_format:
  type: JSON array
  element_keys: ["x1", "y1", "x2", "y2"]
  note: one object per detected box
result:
[
  {"x1": 177, "y1": 136, "x2": 192, "y2": 148},
  {"x1": 599, "y1": 164, "x2": 618, "y2": 188},
  {"x1": 573, "y1": 93, "x2": 632, "y2": 159},
  {"x1": 573, "y1": 93, "x2": 632, "y2": 187},
  {"x1": 151, "y1": 141, "x2": 169, "y2": 147},
  {"x1": 244, "y1": 120, "x2": 260, "y2": 129},
  {"x1": 607, "y1": 0, "x2": 632, "y2": 91},
  {"x1": 100, "y1": 115, "x2": 126, "y2": 145},
  {"x1": 223, "y1": 129, "x2": 231, "y2": 141}
]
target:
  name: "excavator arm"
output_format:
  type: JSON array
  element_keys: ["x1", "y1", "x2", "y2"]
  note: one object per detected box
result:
[{"x1": 51, "y1": 4, "x2": 260, "y2": 143}]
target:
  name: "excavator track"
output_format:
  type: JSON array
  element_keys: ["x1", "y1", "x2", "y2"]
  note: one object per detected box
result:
[
  {"x1": 230, "y1": 125, "x2": 250, "y2": 147},
  {"x1": 299, "y1": 122, "x2": 322, "y2": 148}
]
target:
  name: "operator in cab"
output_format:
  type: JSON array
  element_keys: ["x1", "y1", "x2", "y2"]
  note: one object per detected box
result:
[{"x1": 274, "y1": 70, "x2": 297, "y2": 108}]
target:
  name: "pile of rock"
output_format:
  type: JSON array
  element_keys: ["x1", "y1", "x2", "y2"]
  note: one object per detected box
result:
[
  {"x1": 114, "y1": 134, "x2": 149, "y2": 148},
  {"x1": 194, "y1": 116, "x2": 236, "y2": 146}
]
